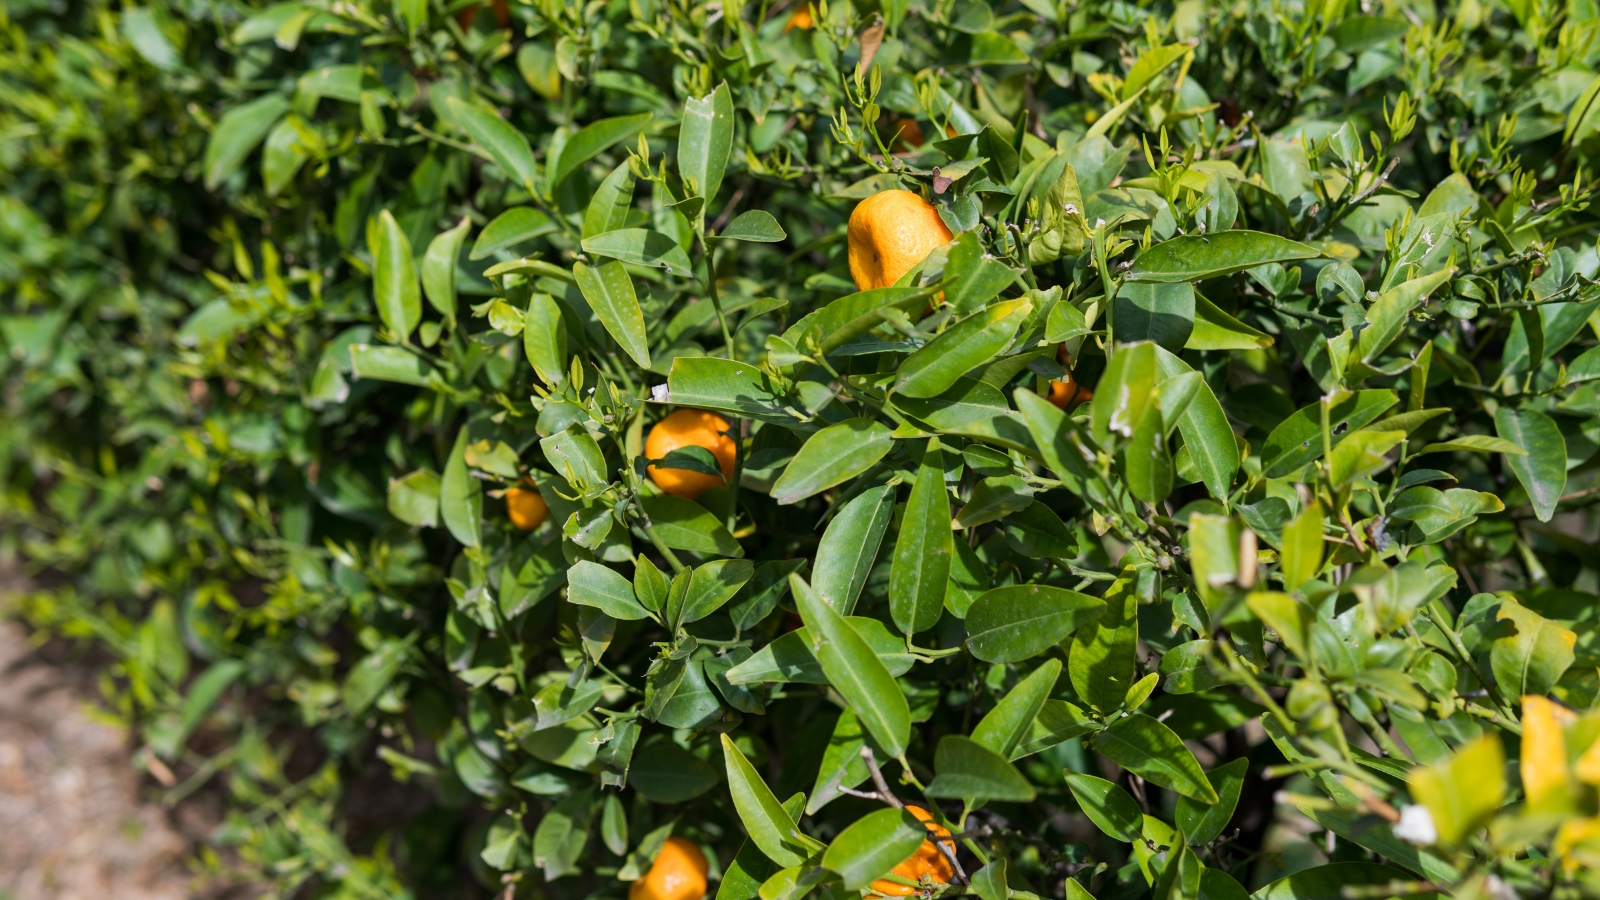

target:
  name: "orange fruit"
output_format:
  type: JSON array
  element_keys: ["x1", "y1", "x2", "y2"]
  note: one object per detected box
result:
[
  {"x1": 847, "y1": 190, "x2": 953, "y2": 292},
  {"x1": 869, "y1": 806, "x2": 956, "y2": 897},
  {"x1": 1048, "y1": 347, "x2": 1092, "y2": 409},
  {"x1": 645, "y1": 409, "x2": 737, "y2": 500},
  {"x1": 784, "y1": 4, "x2": 814, "y2": 30},
  {"x1": 891, "y1": 119, "x2": 926, "y2": 150},
  {"x1": 506, "y1": 484, "x2": 548, "y2": 530},
  {"x1": 630, "y1": 837, "x2": 708, "y2": 900}
]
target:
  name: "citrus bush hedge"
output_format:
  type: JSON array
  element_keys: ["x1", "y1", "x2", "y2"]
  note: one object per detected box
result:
[{"x1": 6, "y1": 0, "x2": 1600, "y2": 898}]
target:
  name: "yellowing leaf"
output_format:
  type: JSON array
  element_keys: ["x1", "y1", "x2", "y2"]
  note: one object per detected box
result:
[
  {"x1": 1521, "y1": 695, "x2": 1575, "y2": 811},
  {"x1": 1408, "y1": 734, "x2": 1504, "y2": 845}
]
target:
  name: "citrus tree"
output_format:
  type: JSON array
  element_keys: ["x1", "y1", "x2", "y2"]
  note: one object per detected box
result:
[{"x1": 5, "y1": 0, "x2": 1600, "y2": 897}]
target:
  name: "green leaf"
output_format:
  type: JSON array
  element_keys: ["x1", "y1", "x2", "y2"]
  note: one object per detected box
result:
[
  {"x1": 1096, "y1": 713, "x2": 1219, "y2": 803},
  {"x1": 1359, "y1": 268, "x2": 1454, "y2": 364},
  {"x1": 965, "y1": 584, "x2": 1105, "y2": 663},
  {"x1": 786, "y1": 287, "x2": 937, "y2": 354},
  {"x1": 679, "y1": 84, "x2": 734, "y2": 204},
  {"x1": 941, "y1": 231, "x2": 1022, "y2": 312},
  {"x1": 349, "y1": 344, "x2": 434, "y2": 386},
  {"x1": 770, "y1": 419, "x2": 894, "y2": 506},
  {"x1": 574, "y1": 260, "x2": 651, "y2": 368},
  {"x1": 679, "y1": 559, "x2": 756, "y2": 625},
  {"x1": 725, "y1": 617, "x2": 915, "y2": 685},
  {"x1": 552, "y1": 112, "x2": 653, "y2": 189},
  {"x1": 925, "y1": 735, "x2": 1037, "y2": 801},
  {"x1": 717, "y1": 210, "x2": 787, "y2": 242},
  {"x1": 581, "y1": 228, "x2": 694, "y2": 278},
  {"x1": 1328, "y1": 429, "x2": 1405, "y2": 487},
  {"x1": 890, "y1": 440, "x2": 953, "y2": 636},
  {"x1": 343, "y1": 635, "x2": 415, "y2": 715},
  {"x1": 567, "y1": 560, "x2": 652, "y2": 621},
  {"x1": 972, "y1": 658, "x2": 1061, "y2": 758},
  {"x1": 1415, "y1": 435, "x2": 1526, "y2": 455},
  {"x1": 639, "y1": 495, "x2": 744, "y2": 557},
  {"x1": 1290, "y1": 801, "x2": 1460, "y2": 883},
  {"x1": 722, "y1": 734, "x2": 814, "y2": 867},
  {"x1": 1001, "y1": 500, "x2": 1076, "y2": 558},
  {"x1": 423, "y1": 217, "x2": 471, "y2": 319},
  {"x1": 203, "y1": 93, "x2": 290, "y2": 190},
  {"x1": 1153, "y1": 347, "x2": 1238, "y2": 500},
  {"x1": 1251, "y1": 863, "x2": 1426, "y2": 900},
  {"x1": 524, "y1": 293, "x2": 567, "y2": 386},
  {"x1": 1114, "y1": 282, "x2": 1193, "y2": 352},
  {"x1": 449, "y1": 97, "x2": 539, "y2": 194},
  {"x1": 1126, "y1": 231, "x2": 1320, "y2": 283},
  {"x1": 792, "y1": 574, "x2": 911, "y2": 758},
  {"x1": 895, "y1": 298, "x2": 1032, "y2": 399},
  {"x1": 1070, "y1": 568, "x2": 1139, "y2": 712},
  {"x1": 1494, "y1": 406, "x2": 1567, "y2": 522},
  {"x1": 822, "y1": 809, "x2": 928, "y2": 891},
  {"x1": 374, "y1": 210, "x2": 421, "y2": 342},
  {"x1": 1187, "y1": 292, "x2": 1273, "y2": 350},
  {"x1": 1390, "y1": 487, "x2": 1504, "y2": 543},
  {"x1": 583, "y1": 161, "x2": 637, "y2": 240},
  {"x1": 664, "y1": 357, "x2": 799, "y2": 424},
  {"x1": 441, "y1": 426, "x2": 482, "y2": 547},
  {"x1": 1175, "y1": 758, "x2": 1247, "y2": 844},
  {"x1": 1490, "y1": 598, "x2": 1577, "y2": 698},
  {"x1": 1091, "y1": 341, "x2": 1157, "y2": 445},
  {"x1": 541, "y1": 425, "x2": 609, "y2": 491},
  {"x1": 470, "y1": 207, "x2": 556, "y2": 260},
  {"x1": 718, "y1": 842, "x2": 783, "y2": 900},
  {"x1": 813, "y1": 485, "x2": 895, "y2": 614},
  {"x1": 1011, "y1": 699, "x2": 1096, "y2": 759},
  {"x1": 1125, "y1": 403, "x2": 1174, "y2": 503},
  {"x1": 1260, "y1": 390, "x2": 1397, "y2": 478},
  {"x1": 1279, "y1": 502, "x2": 1324, "y2": 593},
  {"x1": 388, "y1": 468, "x2": 441, "y2": 527},
  {"x1": 1064, "y1": 772, "x2": 1143, "y2": 842}
]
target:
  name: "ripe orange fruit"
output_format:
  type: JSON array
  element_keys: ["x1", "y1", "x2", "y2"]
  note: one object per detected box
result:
[
  {"x1": 630, "y1": 837, "x2": 708, "y2": 900},
  {"x1": 645, "y1": 409, "x2": 737, "y2": 500},
  {"x1": 784, "y1": 4, "x2": 814, "y2": 30},
  {"x1": 506, "y1": 483, "x2": 548, "y2": 530},
  {"x1": 870, "y1": 806, "x2": 956, "y2": 897},
  {"x1": 1048, "y1": 347, "x2": 1092, "y2": 410},
  {"x1": 847, "y1": 190, "x2": 953, "y2": 292},
  {"x1": 891, "y1": 119, "x2": 925, "y2": 150}
]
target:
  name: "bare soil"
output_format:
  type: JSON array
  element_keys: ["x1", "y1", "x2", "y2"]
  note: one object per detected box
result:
[{"x1": 0, "y1": 615, "x2": 199, "y2": 900}]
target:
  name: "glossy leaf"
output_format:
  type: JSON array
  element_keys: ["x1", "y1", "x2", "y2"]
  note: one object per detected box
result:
[
  {"x1": 574, "y1": 260, "x2": 652, "y2": 368},
  {"x1": 1096, "y1": 713, "x2": 1219, "y2": 803},
  {"x1": 821, "y1": 809, "x2": 927, "y2": 891},
  {"x1": 770, "y1": 419, "x2": 894, "y2": 506},
  {"x1": 1070, "y1": 568, "x2": 1139, "y2": 712},
  {"x1": 567, "y1": 560, "x2": 651, "y2": 620},
  {"x1": 470, "y1": 207, "x2": 555, "y2": 260},
  {"x1": 965, "y1": 584, "x2": 1105, "y2": 662},
  {"x1": 972, "y1": 658, "x2": 1061, "y2": 758},
  {"x1": 1064, "y1": 772, "x2": 1143, "y2": 842},
  {"x1": 440, "y1": 426, "x2": 481, "y2": 547},
  {"x1": 792, "y1": 574, "x2": 911, "y2": 758},
  {"x1": 721, "y1": 734, "x2": 813, "y2": 867},
  {"x1": 1126, "y1": 231, "x2": 1320, "y2": 283},
  {"x1": 1260, "y1": 390, "x2": 1397, "y2": 478},
  {"x1": 449, "y1": 98, "x2": 539, "y2": 194},
  {"x1": 679, "y1": 84, "x2": 733, "y2": 204},
  {"x1": 890, "y1": 439, "x2": 953, "y2": 635},
  {"x1": 812, "y1": 485, "x2": 895, "y2": 614},
  {"x1": 551, "y1": 112, "x2": 652, "y2": 189},
  {"x1": 422, "y1": 217, "x2": 471, "y2": 318},
  {"x1": 894, "y1": 298, "x2": 1032, "y2": 399},
  {"x1": 1174, "y1": 758, "x2": 1247, "y2": 844},
  {"x1": 925, "y1": 735, "x2": 1037, "y2": 801},
  {"x1": 373, "y1": 210, "x2": 421, "y2": 342},
  {"x1": 1495, "y1": 407, "x2": 1567, "y2": 522}
]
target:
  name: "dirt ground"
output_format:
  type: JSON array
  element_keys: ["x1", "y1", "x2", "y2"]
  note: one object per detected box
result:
[{"x1": 0, "y1": 615, "x2": 199, "y2": 900}]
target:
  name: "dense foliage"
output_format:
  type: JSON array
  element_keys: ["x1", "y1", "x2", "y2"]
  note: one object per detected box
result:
[{"x1": 6, "y1": 0, "x2": 1600, "y2": 898}]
